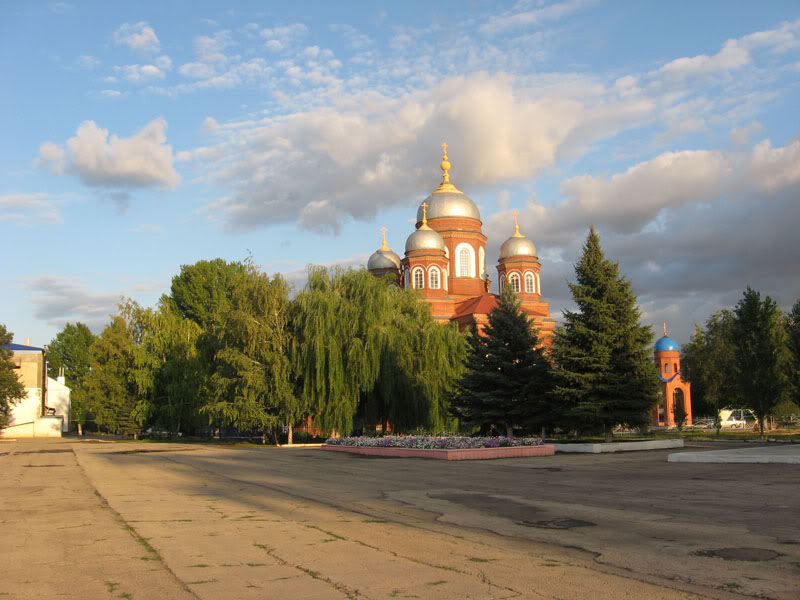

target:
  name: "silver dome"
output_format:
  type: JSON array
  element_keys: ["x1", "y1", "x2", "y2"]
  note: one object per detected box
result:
[
  {"x1": 499, "y1": 235, "x2": 537, "y2": 259},
  {"x1": 368, "y1": 248, "x2": 401, "y2": 270},
  {"x1": 405, "y1": 227, "x2": 446, "y2": 253},
  {"x1": 417, "y1": 191, "x2": 481, "y2": 222}
]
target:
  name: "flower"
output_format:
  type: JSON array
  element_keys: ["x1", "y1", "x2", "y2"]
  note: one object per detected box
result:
[{"x1": 324, "y1": 435, "x2": 543, "y2": 449}]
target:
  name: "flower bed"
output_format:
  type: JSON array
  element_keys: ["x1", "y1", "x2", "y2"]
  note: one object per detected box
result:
[
  {"x1": 322, "y1": 436, "x2": 553, "y2": 461},
  {"x1": 325, "y1": 435, "x2": 544, "y2": 449}
]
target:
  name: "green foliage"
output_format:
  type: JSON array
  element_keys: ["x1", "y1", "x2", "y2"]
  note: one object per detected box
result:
[
  {"x1": 786, "y1": 299, "x2": 800, "y2": 406},
  {"x1": 672, "y1": 394, "x2": 688, "y2": 430},
  {"x1": 451, "y1": 285, "x2": 554, "y2": 436},
  {"x1": 680, "y1": 312, "x2": 736, "y2": 416},
  {"x1": 730, "y1": 287, "x2": 790, "y2": 437},
  {"x1": 552, "y1": 227, "x2": 659, "y2": 440},
  {"x1": 0, "y1": 324, "x2": 27, "y2": 429},
  {"x1": 46, "y1": 322, "x2": 95, "y2": 431},
  {"x1": 170, "y1": 259, "x2": 248, "y2": 332},
  {"x1": 86, "y1": 301, "x2": 158, "y2": 437},
  {"x1": 291, "y1": 267, "x2": 466, "y2": 436},
  {"x1": 201, "y1": 267, "x2": 295, "y2": 436}
]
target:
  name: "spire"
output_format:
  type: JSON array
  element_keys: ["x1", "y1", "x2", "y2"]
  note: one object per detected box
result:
[
  {"x1": 512, "y1": 209, "x2": 523, "y2": 238},
  {"x1": 380, "y1": 226, "x2": 389, "y2": 251},
  {"x1": 432, "y1": 143, "x2": 462, "y2": 195},
  {"x1": 419, "y1": 202, "x2": 432, "y2": 229}
]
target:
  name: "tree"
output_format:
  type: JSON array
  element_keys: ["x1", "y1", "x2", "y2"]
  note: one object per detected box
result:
[
  {"x1": 672, "y1": 396, "x2": 688, "y2": 430},
  {"x1": 201, "y1": 267, "x2": 296, "y2": 443},
  {"x1": 0, "y1": 324, "x2": 26, "y2": 430},
  {"x1": 451, "y1": 285, "x2": 554, "y2": 437},
  {"x1": 170, "y1": 258, "x2": 248, "y2": 333},
  {"x1": 86, "y1": 301, "x2": 157, "y2": 437},
  {"x1": 291, "y1": 267, "x2": 466, "y2": 436},
  {"x1": 47, "y1": 322, "x2": 95, "y2": 434},
  {"x1": 680, "y1": 312, "x2": 737, "y2": 418},
  {"x1": 786, "y1": 299, "x2": 800, "y2": 408},
  {"x1": 552, "y1": 227, "x2": 659, "y2": 442},
  {"x1": 730, "y1": 287, "x2": 790, "y2": 437}
]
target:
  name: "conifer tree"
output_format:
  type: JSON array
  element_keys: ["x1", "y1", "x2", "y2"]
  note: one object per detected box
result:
[
  {"x1": 553, "y1": 227, "x2": 658, "y2": 441},
  {"x1": 452, "y1": 285, "x2": 554, "y2": 437}
]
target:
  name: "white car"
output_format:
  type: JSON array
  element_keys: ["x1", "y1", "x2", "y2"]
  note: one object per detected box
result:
[{"x1": 718, "y1": 409, "x2": 748, "y2": 428}]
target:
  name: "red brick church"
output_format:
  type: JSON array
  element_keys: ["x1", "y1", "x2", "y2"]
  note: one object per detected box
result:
[{"x1": 367, "y1": 145, "x2": 555, "y2": 343}]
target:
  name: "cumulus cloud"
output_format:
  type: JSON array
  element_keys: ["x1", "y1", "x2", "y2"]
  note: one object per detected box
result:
[
  {"x1": 729, "y1": 121, "x2": 762, "y2": 145},
  {"x1": 113, "y1": 21, "x2": 161, "y2": 53},
  {"x1": 23, "y1": 276, "x2": 122, "y2": 333},
  {"x1": 117, "y1": 63, "x2": 167, "y2": 82},
  {"x1": 36, "y1": 118, "x2": 180, "y2": 189},
  {"x1": 260, "y1": 23, "x2": 308, "y2": 51},
  {"x1": 658, "y1": 39, "x2": 751, "y2": 79},
  {"x1": 0, "y1": 193, "x2": 60, "y2": 224},
  {"x1": 481, "y1": 136, "x2": 800, "y2": 342},
  {"x1": 188, "y1": 72, "x2": 654, "y2": 232}
]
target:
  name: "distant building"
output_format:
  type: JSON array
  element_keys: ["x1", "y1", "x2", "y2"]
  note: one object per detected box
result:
[
  {"x1": 651, "y1": 327, "x2": 692, "y2": 427},
  {"x1": 1, "y1": 342, "x2": 70, "y2": 437},
  {"x1": 367, "y1": 145, "x2": 556, "y2": 342}
]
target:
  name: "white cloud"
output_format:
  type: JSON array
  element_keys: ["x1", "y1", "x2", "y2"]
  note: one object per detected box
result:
[
  {"x1": 22, "y1": 276, "x2": 122, "y2": 333},
  {"x1": 658, "y1": 39, "x2": 751, "y2": 79},
  {"x1": 481, "y1": 0, "x2": 593, "y2": 35},
  {"x1": 36, "y1": 118, "x2": 180, "y2": 189},
  {"x1": 729, "y1": 121, "x2": 762, "y2": 145},
  {"x1": 117, "y1": 64, "x2": 167, "y2": 82},
  {"x1": 113, "y1": 21, "x2": 161, "y2": 53},
  {"x1": 0, "y1": 193, "x2": 60, "y2": 224},
  {"x1": 99, "y1": 89, "x2": 123, "y2": 99},
  {"x1": 260, "y1": 23, "x2": 307, "y2": 50},
  {"x1": 187, "y1": 72, "x2": 654, "y2": 231},
  {"x1": 76, "y1": 55, "x2": 100, "y2": 69}
]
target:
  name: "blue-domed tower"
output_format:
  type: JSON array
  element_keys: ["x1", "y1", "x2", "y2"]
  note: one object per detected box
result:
[{"x1": 653, "y1": 324, "x2": 692, "y2": 427}]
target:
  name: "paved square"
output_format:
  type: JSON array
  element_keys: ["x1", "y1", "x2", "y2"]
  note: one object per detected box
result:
[{"x1": 1, "y1": 439, "x2": 797, "y2": 599}]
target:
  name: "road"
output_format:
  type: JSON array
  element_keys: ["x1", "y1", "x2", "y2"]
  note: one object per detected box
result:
[{"x1": 1, "y1": 438, "x2": 798, "y2": 599}]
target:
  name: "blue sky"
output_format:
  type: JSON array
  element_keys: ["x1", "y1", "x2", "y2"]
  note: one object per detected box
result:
[{"x1": 2, "y1": 0, "x2": 799, "y2": 347}]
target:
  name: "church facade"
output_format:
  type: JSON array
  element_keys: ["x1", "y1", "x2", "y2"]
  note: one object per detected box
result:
[
  {"x1": 652, "y1": 328, "x2": 693, "y2": 427},
  {"x1": 367, "y1": 145, "x2": 555, "y2": 343}
]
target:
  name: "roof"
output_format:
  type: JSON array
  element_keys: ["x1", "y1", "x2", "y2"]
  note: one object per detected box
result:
[
  {"x1": 453, "y1": 293, "x2": 499, "y2": 319},
  {"x1": 2, "y1": 343, "x2": 44, "y2": 352},
  {"x1": 655, "y1": 336, "x2": 680, "y2": 352}
]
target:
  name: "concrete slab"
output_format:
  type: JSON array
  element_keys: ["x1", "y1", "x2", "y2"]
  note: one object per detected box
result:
[
  {"x1": 554, "y1": 439, "x2": 684, "y2": 453},
  {"x1": 668, "y1": 444, "x2": 800, "y2": 464}
]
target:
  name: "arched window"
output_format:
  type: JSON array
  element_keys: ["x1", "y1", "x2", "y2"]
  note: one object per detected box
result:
[
  {"x1": 429, "y1": 266, "x2": 440, "y2": 289},
  {"x1": 674, "y1": 363, "x2": 678, "y2": 373},
  {"x1": 455, "y1": 243, "x2": 475, "y2": 277},
  {"x1": 478, "y1": 247, "x2": 485, "y2": 277},
  {"x1": 665, "y1": 363, "x2": 670, "y2": 373},
  {"x1": 404, "y1": 269, "x2": 410, "y2": 290},
  {"x1": 524, "y1": 272, "x2": 535, "y2": 293},
  {"x1": 509, "y1": 273, "x2": 521, "y2": 293},
  {"x1": 499, "y1": 274, "x2": 506, "y2": 292},
  {"x1": 412, "y1": 267, "x2": 424, "y2": 290}
]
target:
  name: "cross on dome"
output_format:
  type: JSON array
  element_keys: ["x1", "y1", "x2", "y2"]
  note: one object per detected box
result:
[
  {"x1": 512, "y1": 209, "x2": 523, "y2": 238},
  {"x1": 380, "y1": 227, "x2": 389, "y2": 250}
]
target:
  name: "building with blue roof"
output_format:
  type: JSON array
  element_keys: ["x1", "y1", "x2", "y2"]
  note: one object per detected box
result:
[{"x1": 651, "y1": 325, "x2": 692, "y2": 428}]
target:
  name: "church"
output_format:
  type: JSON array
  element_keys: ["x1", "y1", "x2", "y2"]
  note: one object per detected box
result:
[{"x1": 366, "y1": 145, "x2": 555, "y2": 343}]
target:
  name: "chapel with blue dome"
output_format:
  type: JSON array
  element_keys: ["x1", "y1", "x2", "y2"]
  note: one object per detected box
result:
[{"x1": 652, "y1": 324, "x2": 692, "y2": 427}]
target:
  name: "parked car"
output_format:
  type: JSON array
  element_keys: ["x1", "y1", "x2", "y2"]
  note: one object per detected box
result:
[{"x1": 718, "y1": 408, "x2": 750, "y2": 428}]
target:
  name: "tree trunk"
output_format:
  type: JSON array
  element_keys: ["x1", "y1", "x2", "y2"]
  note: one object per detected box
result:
[
  {"x1": 506, "y1": 423, "x2": 514, "y2": 438},
  {"x1": 77, "y1": 422, "x2": 83, "y2": 436},
  {"x1": 133, "y1": 432, "x2": 139, "y2": 440},
  {"x1": 287, "y1": 422, "x2": 293, "y2": 445},
  {"x1": 604, "y1": 427, "x2": 614, "y2": 443},
  {"x1": 541, "y1": 426, "x2": 546, "y2": 439},
  {"x1": 759, "y1": 417, "x2": 765, "y2": 439}
]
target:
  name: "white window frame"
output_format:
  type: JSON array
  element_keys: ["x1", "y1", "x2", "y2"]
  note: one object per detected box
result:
[
  {"x1": 412, "y1": 267, "x2": 424, "y2": 290},
  {"x1": 455, "y1": 243, "x2": 475, "y2": 278},
  {"x1": 524, "y1": 271, "x2": 535, "y2": 293},
  {"x1": 499, "y1": 274, "x2": 506, "y2": 292},
  {"x1": 478, "y1": 247, "x2": 485, "y2": 277},
  {"x1": 509, "y1": 272, "x2": 521, "y2": 293},
  {"x1": 429, "y1": 266, "x2": 440, "y2": 290}
]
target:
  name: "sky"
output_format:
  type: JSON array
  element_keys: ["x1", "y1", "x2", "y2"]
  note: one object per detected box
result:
[{"x1": 2, "y1": 0, "x2": 799, "y2": 349}]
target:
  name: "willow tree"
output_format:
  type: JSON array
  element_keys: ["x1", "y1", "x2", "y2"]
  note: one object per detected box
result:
[
  {"x1": 291, "y1": 267, "x2": 466, "y2": 436},
  {"x1": 201, "y1": 268, "x2": 296, "y2": 442}
]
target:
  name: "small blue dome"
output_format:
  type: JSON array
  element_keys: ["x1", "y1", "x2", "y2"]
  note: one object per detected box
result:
[{"x1": 655, "y1": 336, "x2": 680, "y2": 352}]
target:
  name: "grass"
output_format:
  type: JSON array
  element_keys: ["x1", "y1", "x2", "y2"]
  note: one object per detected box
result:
[{"x1": 545, "y1": 426, "x2": 800, "y2": 444}]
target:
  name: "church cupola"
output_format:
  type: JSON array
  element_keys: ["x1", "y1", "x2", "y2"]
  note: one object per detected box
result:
[
  {"x1": 402, "y1": 202, "x2": 448, "y2": 297},
  {"x1": 367, "y1": 227, "x2": 401, "y2": 284},
  {"x1": 496, "y1": 210, "x2": 541, "y2": 299}
]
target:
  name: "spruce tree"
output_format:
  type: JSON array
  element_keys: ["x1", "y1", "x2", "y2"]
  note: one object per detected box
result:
[
  {"x1": 452, "y1": 285, "x2": 554, "y2": 437},
  {"x1": 553, "y1": 227, "x2": 658, "y2": 441}
]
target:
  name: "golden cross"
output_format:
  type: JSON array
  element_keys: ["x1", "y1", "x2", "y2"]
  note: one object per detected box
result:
[
  {"x1": 513, "y1": 209, "x2": 520, "y2": 235},
  {"x1": 441, "y1": 142, "x2": 448, "y2": 160},
  {"x1": 380, "y1": 226, "x2": 388, "y2": 250},
  {"x1": 421, "y1": 202, "x2": 428, "y2": 225}
]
